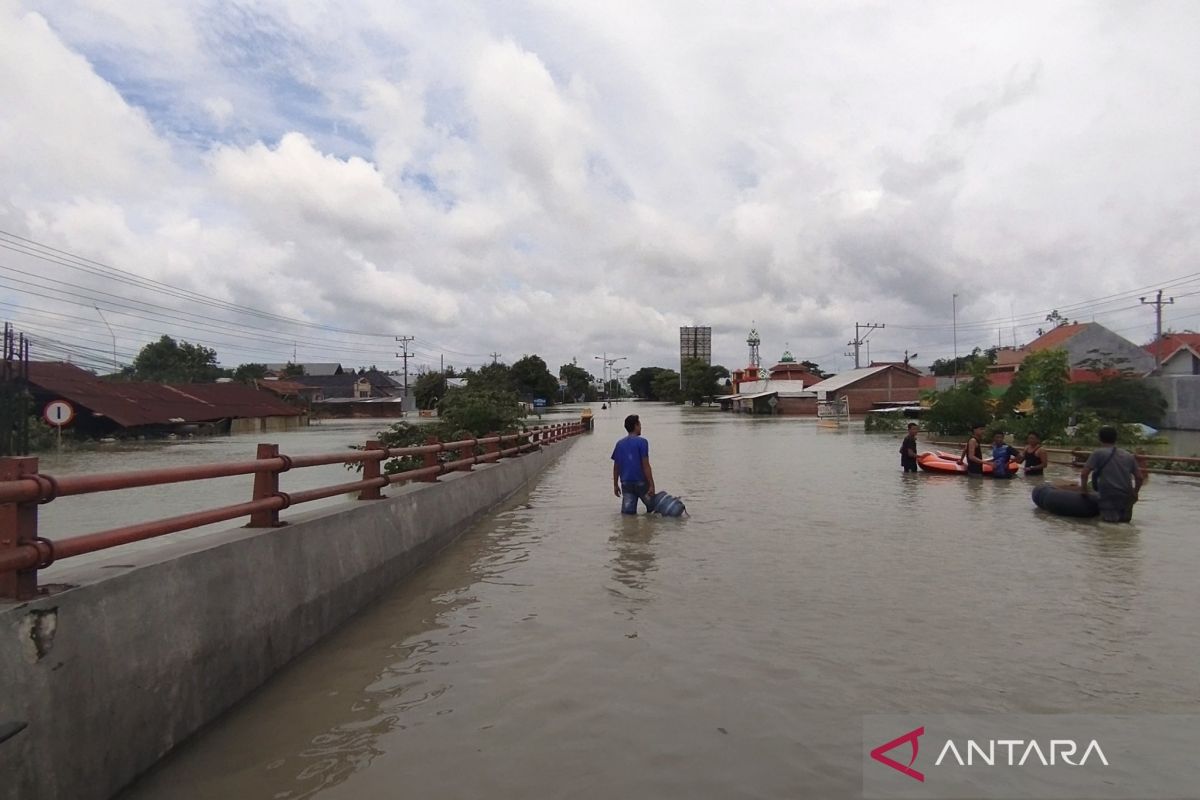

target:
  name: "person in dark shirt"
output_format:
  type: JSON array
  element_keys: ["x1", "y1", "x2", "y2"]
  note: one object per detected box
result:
[
  {"x1": 899, "y1": 423, "x2": 920, "y2": 472},
  {"x1": 611, "y1": 414, "x2": 656, "y2": 514},
  {"x1": 989, "y1": 430, "x2": 1017, "y2": 478},
  {"x1": 1079, "y1": 426, "x2": 1144, "y2": 522},
  {"x1": 1021, "y1": 431, "x2": 1048, "y2": 476},
  {"x1": 958, "y1": 423, "x2": 986, "y2": 475}
]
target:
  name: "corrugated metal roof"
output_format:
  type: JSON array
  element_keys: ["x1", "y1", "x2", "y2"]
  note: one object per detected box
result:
[
  {"x1": 806, "y1": 365, "x2": 891, "y2": 393},
  {"x1": 28, "y1": 362, "x2": 303, "y2": 427},
  {"x1": 263, "y1": 362, "x2": 344, "y2": 376}
]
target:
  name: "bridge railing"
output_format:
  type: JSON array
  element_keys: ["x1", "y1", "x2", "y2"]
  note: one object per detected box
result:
[{"x1": 0, "y1": 421, "x2": 585, "y2": 600}]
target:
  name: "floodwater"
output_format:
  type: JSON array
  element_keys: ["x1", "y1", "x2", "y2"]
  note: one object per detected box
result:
[{"x1": 100, "y1": 403, "x2": 1200, "y2": 799}]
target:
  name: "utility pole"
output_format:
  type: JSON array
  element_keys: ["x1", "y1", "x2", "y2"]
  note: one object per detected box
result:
[
  {"x1": 952, "y1": 293, "x2": 959, "y2": 387},
  {"x1": 847, "y1": 322, "x2": 885, "y2": 369},
  {"x1": 394, "y1": 336, "x2": 414, "y2": 397},
  {"x1": 489, "y1": 352, "x2": 502, "y2": 365},
  {"x1": 1140, "y1": 289, "x2": 1175, "y2": 373}
]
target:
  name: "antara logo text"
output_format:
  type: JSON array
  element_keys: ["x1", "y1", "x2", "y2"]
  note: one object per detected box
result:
[{"x1": 871, "y1": 726, "x2": 1109, "y2": 782}]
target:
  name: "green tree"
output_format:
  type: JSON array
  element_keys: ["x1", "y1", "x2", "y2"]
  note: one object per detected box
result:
[
  {"x1": 799, "y1": 360, "x2": 830, "y2": 379},
  {"x1": 510, "y1": 355, "x2": 559, "y2": 402},
  {"x1": 629, "y1": 366, "x2": 669, "y2": 400},
  {"x1": 924, "y1": 360, "x2": 994, "y2": 435},
  {"x1": 928, "y1": 346, "x2": 997, "y2": 377},
  {"x1": 131, "y1": 335, "x2": 221, "y2": 383},
  {"x1": 997, "y1": 349, "x2": 1071, "y2": 437},
  {"x1": 1070, "y1": 351, "x2": 1167, "y2": 425},
  {"x1": 681, "y1": 358, "x2": 730, "y2": 405},
  {"x1": 280, "y1": 362, "x2": 305, "y2": 378},
  {"x1": 651, "y1": 369, "x2": 684, "y2": 404},
  {"x1": 232, "y1": 363, "x2": 269, "y2": 383},
  {"x1": 413, "y1": 370, "x2": 447, "y2": 410},
  {"x1": 559, "y1": 362, "x2": 597, "y2": 402},
  {"x1": 438, "y1": 385, "x2": 524, "y2": 434},
  {"x1": 465, "y1": 362, "x2": 515, "y2": 393}
]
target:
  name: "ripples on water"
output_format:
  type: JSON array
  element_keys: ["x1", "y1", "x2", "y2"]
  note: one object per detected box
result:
[{"x1": 116, "y1": 405, "x2": 1200, "y2": 799}]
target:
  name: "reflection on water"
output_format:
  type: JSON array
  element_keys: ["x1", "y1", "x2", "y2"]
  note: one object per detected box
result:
[{"x1": 119, "y1": 404, "x2": 1200, "y2": 799}]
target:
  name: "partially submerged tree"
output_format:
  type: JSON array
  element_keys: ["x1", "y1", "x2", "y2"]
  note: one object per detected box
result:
[{"x1": 131, "y1": 335, "x2": 221, "y2": 383}]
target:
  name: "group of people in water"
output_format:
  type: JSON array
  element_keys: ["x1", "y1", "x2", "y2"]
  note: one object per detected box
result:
[{"x1": 900, "y1": 422, "x2": 1146, "y2": 523}]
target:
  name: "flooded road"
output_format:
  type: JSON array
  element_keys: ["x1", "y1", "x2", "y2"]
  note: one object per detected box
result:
[{"x1": 114, "y1": 403, "x2": 1200, "y2": 799}]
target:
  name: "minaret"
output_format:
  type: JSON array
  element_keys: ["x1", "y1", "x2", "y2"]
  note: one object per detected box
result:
[{"x1": 747, "y1": 327, "x2": 762, "y2": 379}]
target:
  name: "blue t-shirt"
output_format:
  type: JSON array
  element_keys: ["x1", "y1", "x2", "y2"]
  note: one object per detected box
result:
[
  {"x1": 992, "y1": 443, "x2": 1015, "y2": 477},
  {"x1": 612, "y1": 435, "x2": 649, "y2": 483}
]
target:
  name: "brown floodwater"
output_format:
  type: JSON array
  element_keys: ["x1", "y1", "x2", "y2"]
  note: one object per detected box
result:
[{"x1": 98, "y1": 403, "x2": 1200, "y2": 799}]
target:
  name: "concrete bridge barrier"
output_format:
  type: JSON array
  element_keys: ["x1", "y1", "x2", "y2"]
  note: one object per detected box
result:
[{"x1": 0, "y1": 436, "x2": 579, "y2": 800}]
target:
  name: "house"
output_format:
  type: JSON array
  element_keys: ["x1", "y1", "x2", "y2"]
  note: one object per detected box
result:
[
  {"x1": 1145, "y1": 333, "x2": 1200, "y2": 376},
  {"x1": 253, "y1": 378, "x2": 325, "y2": 404},
  {"x1": 1143, "y1": 333, "x2": 1200, "y2": 430},
  {"x1": 302, "y1": 369, "x2": 401, "y2": 399},
  {"x1": 720, "y1": 364, "x2": 921, "y2": 415},
  {"x1": 992, "y1": 323, "x2": 1154, "y2": 376},
  {"x1": 802, "y1": 364, "x2": 922, "y2": 414},
  {"x1": 263, "y1": 362, "x2": 344, "y2": 377},
  {"x1": 27, "y1": 362, "x2": 306, "y2": 436}
]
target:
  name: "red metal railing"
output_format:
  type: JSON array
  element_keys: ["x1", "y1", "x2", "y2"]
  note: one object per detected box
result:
[{"x1": 0, "y1": 421, "x2": 585, "y2": 600}]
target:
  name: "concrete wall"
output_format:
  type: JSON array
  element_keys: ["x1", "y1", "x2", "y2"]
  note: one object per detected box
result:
[
  {"x1": 0, "y1": 440, "x2": 577, "y2": 800},
  {"x1": 1145, "y1": 375, "x2": 1200, "y2": 430},
  {"x1": 1065, "y1": 326, "x2": 1155, "y2": 374}
]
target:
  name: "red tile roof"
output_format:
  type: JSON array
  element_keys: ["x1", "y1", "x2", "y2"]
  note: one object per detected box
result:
[
  {"x1": 28, "y1": 362, "x2": 303, "y2": 427},
  {"x1": 1024, "y1": 323, "x2": 1086, "y2": 352},
  {"x1": 1145, "y1": 333, "x2": 1200, "y2": 361}
]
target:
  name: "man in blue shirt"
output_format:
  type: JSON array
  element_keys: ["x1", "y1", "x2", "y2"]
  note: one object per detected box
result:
[
  {"x1": 612, "y1": 414, "x2": 656, "y2": 514},
  {"x1": 990, "y1": 430, "x2": 1016, "y2": 478}
]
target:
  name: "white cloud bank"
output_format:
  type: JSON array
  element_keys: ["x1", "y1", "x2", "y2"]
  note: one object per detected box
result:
[{"x1": 2, "y1": 0, "x2": 1199, "y2": 374}]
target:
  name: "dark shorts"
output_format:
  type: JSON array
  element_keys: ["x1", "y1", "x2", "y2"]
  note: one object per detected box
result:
[
  {"x1": 620, "y1": 481, "x2": 652, "y2": 515},
  {"x1": 901, "y1": 457, "x2": 918, "y2": 473},
  {"x1": 1098, "y1": 491, "x2": 1135, "y2": 523}
]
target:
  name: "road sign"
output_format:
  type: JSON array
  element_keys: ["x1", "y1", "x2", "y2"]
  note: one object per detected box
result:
[{"x1": 42, "y1": 400, "x2": 75, "y2": 427}]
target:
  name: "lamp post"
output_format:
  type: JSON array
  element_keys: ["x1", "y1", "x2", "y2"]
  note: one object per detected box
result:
[
  {"x1": 94, "y1": 305, "x2": 118, "y2": 374},
  {"x1": 952, "y1": 293, "x2": 959, "y2": 387}
]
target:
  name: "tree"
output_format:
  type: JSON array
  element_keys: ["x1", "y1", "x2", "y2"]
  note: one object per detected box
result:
[
  {"x1": 629, "y1": 366, "x2": 670, "y2": 400},
  {"x1": 465, "y1": 362, "x2": 515, "y2": 393},
  {"x1": 438, "y1": 385, "x2": 524, "y2": 434},
  {"x1": 681, "y1": 358, "x2": 730, "y2": 406},
  {"x1": 232, "y1": 363, "x2": 268, "y2": 383},
  {"x1": 413, "y1": 370, "x2": 447, "y2": 410},
  {"x1": 510, "y1": 355, "x2": 559, "y2": 402},
  {"x1": 280, "y1": 362, "x2": 305, "y2": 378},
  {"x1": 651, "y1": 369, "x2": 684, "y2": 404},
  {"x1": 996, "y1": 349, "x2": 1071, "y2": 437},
  {"x1": 799, "y1": 360, "x2": 830, "y2": 379},
  {"x1": 559, "y1": 362, "x2": 597, "y2": 402},
  {"x1": 1071, "y1": 350, "x2": 1166, "y2": 425},
  {"x1": 928, "y1": 347, "x2": 997, "y2": 377},
  {"x1": 924, "y1": 359, "x2": 994, "y2": 435},
  {"x1": 131, "y1": 335, "x2": 221, "y2": 383}
]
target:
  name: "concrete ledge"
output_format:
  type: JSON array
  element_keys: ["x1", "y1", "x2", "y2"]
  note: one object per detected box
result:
[{"x1": 0, "y1": 439, "x2": 577, "y2": 800}]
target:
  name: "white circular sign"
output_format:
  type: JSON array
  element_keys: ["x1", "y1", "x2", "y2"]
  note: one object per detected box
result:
[{"x1": 43, "y1": 400, "x2": 75, "y2": 427}]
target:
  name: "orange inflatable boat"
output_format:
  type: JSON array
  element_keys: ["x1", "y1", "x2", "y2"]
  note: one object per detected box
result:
[{"x1": 917, "y1": 451, "x2": 1021, "y2": 476}]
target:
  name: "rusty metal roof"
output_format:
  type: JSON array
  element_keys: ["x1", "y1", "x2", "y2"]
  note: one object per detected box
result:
[{"x1": 28, "y1": 362, "x2": 303, "y2": 427}]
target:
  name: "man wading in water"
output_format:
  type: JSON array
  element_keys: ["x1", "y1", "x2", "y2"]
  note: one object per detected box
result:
[
  {"x1": 1079, "y1": 425, "x2": 1145, "y2": 523},
  {"x1": 612, "y1": 414, "x2": 656, "y2": 514}
]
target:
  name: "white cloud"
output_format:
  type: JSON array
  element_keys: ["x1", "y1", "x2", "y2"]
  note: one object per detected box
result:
[{"x1": 1, "y1": 0, "x2": 1198, "y2": 376}]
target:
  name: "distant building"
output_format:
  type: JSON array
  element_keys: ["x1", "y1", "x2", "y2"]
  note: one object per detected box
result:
[
  {"x1": 992, "y1": 323, "x2": 1154, "y2": 377},
  {"x1": 679, "y1": 326, "x2": 712, "y2": 373},
  {"x1": 28, "y1": 362, "x2": 306, "y2": 436},
  {"x1": 263, "y1": 363, "x2": 344, "y2": 377},
  {"x1": 1145, "y1": 333, "x2": 1200, "y2": 375}
]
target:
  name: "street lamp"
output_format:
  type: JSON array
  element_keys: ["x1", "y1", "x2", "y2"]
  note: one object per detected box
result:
[{"x1": 94, "y1": 305, "x2": 118, "y2": 374}]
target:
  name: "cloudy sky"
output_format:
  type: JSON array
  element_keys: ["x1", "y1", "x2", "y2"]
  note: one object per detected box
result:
[{"x1": 2, "y1": 0, "x2": 1199, "y2": 378}]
